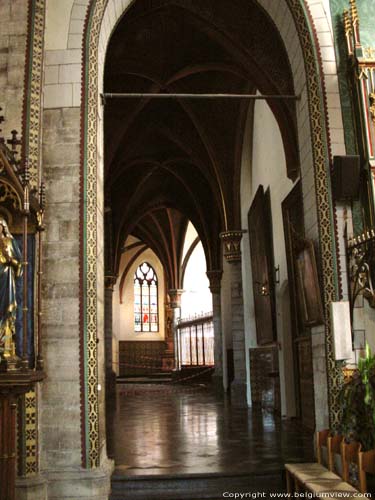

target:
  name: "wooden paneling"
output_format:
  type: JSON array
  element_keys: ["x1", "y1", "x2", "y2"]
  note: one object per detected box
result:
[
  {"x1": 248, "y1": 186, "x2": 276, "y2": 345},
  {"x1": 296, "y1": 337, "x2": 315, "y2": 431},
  {"x1": 119, "y1": 341, "x2": 166, "y2": 377},
  {"x1": 249, "y1": 346, "x2": 280, "y2": 413},
  {"x1": 282, "y1": 182, "x2": 315, "y2": 431},
  {"x1": 0, "y1": 394, "x2": 17, "y2": 500}
]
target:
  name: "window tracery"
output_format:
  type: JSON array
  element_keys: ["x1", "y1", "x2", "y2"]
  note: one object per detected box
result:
[{"x1": 134, "y1": 262, "x2": 158, "y2": 332}]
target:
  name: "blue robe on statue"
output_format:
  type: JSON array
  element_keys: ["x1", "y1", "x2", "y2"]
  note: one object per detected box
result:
[{"x1": 0, "y1": 231, "x2": 22, "y2": 359}]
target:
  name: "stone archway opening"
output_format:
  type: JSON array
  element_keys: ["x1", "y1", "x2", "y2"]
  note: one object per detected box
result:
[
  {"x1": 79, "y1": 0, "x2": 341, "y2": 477},
  {"x1": 96, "y1": 0, "x2": 320, "y2": 481}
]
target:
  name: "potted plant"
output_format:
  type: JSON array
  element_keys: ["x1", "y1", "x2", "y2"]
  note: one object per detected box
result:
[{"x1": 340, "y1": 344, "x2": 375, "y2": 451}]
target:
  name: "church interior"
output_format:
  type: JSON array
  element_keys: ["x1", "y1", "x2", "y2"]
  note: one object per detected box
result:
[{"x1": 1, "y1": 0, "x2": 375, "y2": 498}]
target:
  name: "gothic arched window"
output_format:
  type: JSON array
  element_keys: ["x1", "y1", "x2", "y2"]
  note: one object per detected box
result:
[{"x1": 134, "y1": 262, "x2": 158, "y2": 332}]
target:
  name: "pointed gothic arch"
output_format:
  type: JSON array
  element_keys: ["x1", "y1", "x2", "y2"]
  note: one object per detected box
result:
[{"x1": 76, "y1": 0, "x2": 343, "y2": 467}]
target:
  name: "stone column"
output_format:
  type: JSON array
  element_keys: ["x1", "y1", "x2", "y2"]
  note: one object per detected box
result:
[
  {"x1": 168, "y1": 289, "x2": 184, "y2": 370},
  {"x1": 220, "y1": 230, "x2": 247, "y2": 407},
  {"x1": 104, "y1": 276, "x2": 116, "y2": 397},
  {"x1": 206, "y1": 270, "x2": 223, "y2": 391},
  {"x1": 162, "y1": 305, "x2": 175, "y2": 371},
  {"x1": 104, "y1": 275, "x2": 118, "y2": 460}
]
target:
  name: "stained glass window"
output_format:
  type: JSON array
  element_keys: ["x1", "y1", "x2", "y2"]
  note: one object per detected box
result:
[{"x1": 134, "y1": 262, "x2": 158, "y2": 332}]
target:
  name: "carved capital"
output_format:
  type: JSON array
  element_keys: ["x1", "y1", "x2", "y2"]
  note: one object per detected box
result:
[
  {"x1": 206, "y1": 270, "x2": 223, "y2": 294},
  {"x1": 105, "y1": 274, "x2": 117, "y2": 290},
  {"x1": 168, "y1": 289, "x2": 184, "y2": 308},
  {"x1": 220, "y1": 230, "x2": 246, "y2": 263}
]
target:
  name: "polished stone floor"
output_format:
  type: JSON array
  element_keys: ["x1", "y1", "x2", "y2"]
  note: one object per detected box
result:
[{"x1": 108, "y1": 383, "x2": 314, "y2": 477}]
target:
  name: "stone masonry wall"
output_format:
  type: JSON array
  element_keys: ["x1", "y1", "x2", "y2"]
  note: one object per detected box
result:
[
  {"x1": 40, "y1": 107, "x2": 81, "y2": 470},
  {"x1": 0, "y1": 0, "x2": 28, "y2": 137}
]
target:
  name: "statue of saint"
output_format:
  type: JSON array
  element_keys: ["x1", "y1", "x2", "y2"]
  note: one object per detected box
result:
[{"x1": 0, "y1": 218, "x2": 22, "y2": 365}]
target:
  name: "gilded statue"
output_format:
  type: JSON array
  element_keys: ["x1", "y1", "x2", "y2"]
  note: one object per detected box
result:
[
  {"x1": 370, "y1": 93, "x2": 375, "y2": 125},
  {"x1": 0, "y1": 218, "x2": 22, "y2": 367}
]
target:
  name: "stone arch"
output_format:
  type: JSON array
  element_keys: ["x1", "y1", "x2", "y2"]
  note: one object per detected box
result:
[{"x1": 76, "y1": 0, "x2": 343, "y2": 467}]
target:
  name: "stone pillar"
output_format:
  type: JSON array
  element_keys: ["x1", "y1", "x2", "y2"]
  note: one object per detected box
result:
[
  {"x1": 162, "y1": 305, "x2": 175, "y2": 371},
  {"x1": 168, "y1": 289, "x2": 184, "y2": 371},
  {"x1": 220, "y1": 231, "x2": 247, "y2": 407},
  {"x1": 41, "y1": 108, "x2": 112, "y2": 498},
  {"x1": 207, "y1": 270, "x2": 223, "y2": 391},
  {"x1": 104, "y1": 276, "x2": 116, "y2": 459},
  {"x1": 104, "y1": 276, "x2": 116, "y2": 388}
]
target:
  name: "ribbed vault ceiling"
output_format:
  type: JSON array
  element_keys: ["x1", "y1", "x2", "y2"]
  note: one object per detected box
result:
[{"x1": 104, "y1": 0, "x2": 298, "y2": 285}]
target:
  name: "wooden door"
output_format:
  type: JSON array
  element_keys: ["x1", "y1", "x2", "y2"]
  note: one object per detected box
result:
[
  {"x1": 248, "y1": 185, "x2": 276, "y2": 345},
  {"x1": 282, "y1": 182, "x2": 315, "y2": 431}
]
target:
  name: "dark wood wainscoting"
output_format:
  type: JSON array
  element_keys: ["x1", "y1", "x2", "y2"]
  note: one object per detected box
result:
[
  {"x1": 296, "y1": 336, "x2": 315, "y2": 431},
  {"x1": 249, "y1": 346, "x2": 280, "y2": 413},
  {"x1": 119, "y1": 341, "x2": 166, "y2": 377},
  {"x1": 282, "y1": 182, "x2": 316, "y2": 432}
]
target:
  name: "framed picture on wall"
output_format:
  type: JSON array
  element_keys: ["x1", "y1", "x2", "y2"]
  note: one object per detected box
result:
[{"x1": 295, "y1": 240, "x2": 324, "y2": 326}]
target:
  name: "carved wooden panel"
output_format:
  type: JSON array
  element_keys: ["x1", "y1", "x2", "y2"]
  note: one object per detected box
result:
[
  {"x1": 282, "y1": 182, "x2": 315, "y2": 431},
  {"x1": 296, "y1": 337, "x2": 315, "y2": 431},
  {"x1": 249, "y1": 346, "x2": 280, "y2": 413},
  {"x1": 248, "y1": 186, "x2": 276, "y2": 345}
]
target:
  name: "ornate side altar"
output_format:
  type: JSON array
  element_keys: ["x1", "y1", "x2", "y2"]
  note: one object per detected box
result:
[{"x1": 0, "y1": 122, "x2": 45, "y2": 500}]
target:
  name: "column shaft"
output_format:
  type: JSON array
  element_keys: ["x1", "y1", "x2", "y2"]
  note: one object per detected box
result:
[
  {"x1": 220, "y1": 230, "x2": 247, "y2": 406},
  {"x1": 104, "y1": 287, "x2": 114, "y2": 377},
  {"x1": 212, "y1": 292, "x2": 223, "y2": 376},
  {"x1": 230, "y1": 261, "x2": 246, "y2": 382}
]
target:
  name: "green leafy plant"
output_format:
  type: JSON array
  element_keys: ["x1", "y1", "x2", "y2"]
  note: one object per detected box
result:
[{"x1": 340, "y1": 344, "x2": 375, "y2": 451}]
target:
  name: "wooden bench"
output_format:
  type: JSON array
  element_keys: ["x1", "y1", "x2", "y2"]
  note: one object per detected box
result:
[{"x1": 285, "y1": 431, "x2": 373, "y2": 498}]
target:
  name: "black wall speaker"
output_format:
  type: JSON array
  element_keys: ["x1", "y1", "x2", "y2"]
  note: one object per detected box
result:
[{"x1": 332, "y1": 155, "x2": 360, "y2": 201}]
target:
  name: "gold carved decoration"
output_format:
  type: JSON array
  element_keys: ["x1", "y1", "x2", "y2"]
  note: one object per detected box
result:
[
  {"x1": 370, "y1": 93, "x2": 375, "y2": 124},
  {"x1": 347, "y1": 230, "x2": 375, "y2": 309},
  {"x1": 350, "y1": 0, "x2": 359, "y2": 26},
  {"x1": 363, "y1": 47, "x2": 375, "y2": 61},
  {"x1": 343, "y1": 9, "x2": 351, "y2": 37},
  {"x1": 220, "y1": 230, "x2": 245, "y2": 263},
  {"x1": 0, "y1": 180, "x2": 21, "y2": 210}
]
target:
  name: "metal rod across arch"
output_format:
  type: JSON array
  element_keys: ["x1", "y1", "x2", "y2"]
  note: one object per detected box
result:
[{"x1": 100, "y1": 92, "x2": 300, "y2": 104}]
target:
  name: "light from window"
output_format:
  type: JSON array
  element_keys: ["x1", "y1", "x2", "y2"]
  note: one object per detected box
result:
[{"x1": 134, "y1": 262, "x2": 158, "y2": 332}]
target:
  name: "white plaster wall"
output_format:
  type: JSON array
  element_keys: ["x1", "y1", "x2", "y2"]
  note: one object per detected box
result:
[
  {"x1": 181, "y1": 222, "x2": 198, "y2": 263},
  {"x1": 241, "y1": 99, "x2": 296, "y2": 417},
  {"x1": 181, "y1": 242, "x2": 212, "y2": 318},
  {"x1": 113, "y1": 249, "x2": 165, "y2": 341},
  {"x1": 240, "y1": 102, "x2": 257, "y2": 405}
]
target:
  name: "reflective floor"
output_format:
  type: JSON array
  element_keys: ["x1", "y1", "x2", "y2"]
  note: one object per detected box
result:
[{"x1": 108, "y1": 383, "x2": 314, "y2": 477}]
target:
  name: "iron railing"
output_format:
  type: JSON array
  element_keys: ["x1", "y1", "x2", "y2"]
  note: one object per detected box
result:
[{"x1": 177, "y1": 313, "x2": 214, "y2": 366}]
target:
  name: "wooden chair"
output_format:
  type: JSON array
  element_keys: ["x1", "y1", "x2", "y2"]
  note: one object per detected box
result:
[
  {"x1": 285, "y1": 430, "x2": 338, "y2": 492},
  {"x1": 327, "y1": 434, "x2": 343, "y2": 472},
  {"x1": 358, "y1": 448, "x2": 375, "y2": 493},
  {"x1": 286, "y1": 432, "x2": 375, "y2": 497},
  {"x1": 304, "y1": 440, "x2": 361, "y2": 497},
  {"x1": 341, "y1": 439, "x2": 362, "y2": 485}
]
